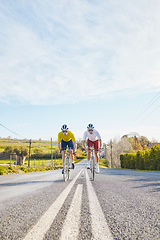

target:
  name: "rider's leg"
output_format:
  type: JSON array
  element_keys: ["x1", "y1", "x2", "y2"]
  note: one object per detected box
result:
[
  {"x1": 69, "y1": 149, "x2": 75, "y2": 169},
  {"x1": 61, "y1": 150, "x2": 66, "y2": 174},
  {"x1": 95, "y1": 150, "x2": 99, "y2": 163},
  {"x1": 87, "y1": 139, "x2": 92, "y2": 168},
  {"x1": 67, "y1": 140, "x2": 73, "y2": 156},
  {"x1": 94, "y1": 140, "x2": 100, "y2": 173},
  {"x1": 87, "y1": 149, "x2": 91, "y2": 168},
  {"x1": 69, "y1": 149, "x2": 74, "y2": 161},
  {"x1": 68, "y1": 139, "x2": 74, "y2": 164},
  {"x1": 61, "y1": 139, "x2": 67, "y2": 165},
  {"x1": 94, "y1": 140, "x2": 99, "y2": 163},
  {"x1": 95, "y1": 151, "x2": 100, "y2": 173},
  {"x1": 87, "y1": 150, "x2": 91, "y2": 160}
]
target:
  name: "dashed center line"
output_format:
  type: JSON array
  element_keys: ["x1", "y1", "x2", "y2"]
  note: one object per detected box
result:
[
  {"x1": 60, "y1": 184, "x2": 83, "y2": 240},
  {"x1": 85, "y1": 169, "x2": 113, "y2": 240},
  {"x1": 23, "y1": 169, "x2": 113, "y2": 240},
  {"x1": 23, "y1": 170, "x2": 82, "y2": 240}
]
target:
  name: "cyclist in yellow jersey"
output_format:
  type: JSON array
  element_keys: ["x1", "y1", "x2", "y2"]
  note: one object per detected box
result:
[{"x1": 58, "y1": 124, "x2": 77, "y2": 173}]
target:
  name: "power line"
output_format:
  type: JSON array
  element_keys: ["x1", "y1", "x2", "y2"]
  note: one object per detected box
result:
[
  {"x1": 133, "y1": 92, "x2": 160, "y2": 123},
  {"x1": 129, "y1": 92, "x2": 160, "y2": 132},
  {"x1": 0, "y1": 123, "x2": 25, "y2": 139},
  {"x1": 139, "y1": 104, "x2": 160, "y2": 123}
]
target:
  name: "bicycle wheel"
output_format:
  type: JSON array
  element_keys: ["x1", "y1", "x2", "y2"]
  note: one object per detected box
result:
[
  {"x1": 63, "y1": 164, "x2": 67, "y2": 181},
  {"x1": 91, "y1": 155, "x2": 95, "y2": 180},
  {"x1": 67, "y1": 165, "x2": 70, "y2": 180},
  {"x1": 63, "y1": 157, "x2": 68, "y2": 182},
  {"x1": 63, "y1": 157, "x2": 70, "y2": 181}
]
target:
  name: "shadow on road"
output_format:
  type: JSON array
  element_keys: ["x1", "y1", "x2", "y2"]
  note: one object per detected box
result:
[
  {"x1": 0, "y1": 179, "x2": 66, "y2": 187},
  {"x1": 99, "y1": 168, "x2": 160, "y2": 192}
]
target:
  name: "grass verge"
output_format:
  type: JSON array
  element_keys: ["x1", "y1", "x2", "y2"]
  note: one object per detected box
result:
[
  {"x1": 99, "y1": 157, "x2": 109, "y2": 169},
  {"x1": 0, "y1": 157, "x2": 84, "y2": 175}
]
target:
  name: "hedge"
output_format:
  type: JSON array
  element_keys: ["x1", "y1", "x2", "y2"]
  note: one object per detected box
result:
[{"x1": 120, "y1": 145, "x2": 160, "y2": 171}]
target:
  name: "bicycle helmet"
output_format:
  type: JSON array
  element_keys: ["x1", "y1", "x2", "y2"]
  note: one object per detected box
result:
[
  {"x1": 87, "y1": 123, "x2": 94, "y2": 129},
  {"x1": 61, "y1": 124, "x2": 69, "y2": 131}
]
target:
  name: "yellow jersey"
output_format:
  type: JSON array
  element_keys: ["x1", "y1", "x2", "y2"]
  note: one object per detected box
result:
[{"x1": 58, "y1": 130, "x2": 76, "y2": 143}]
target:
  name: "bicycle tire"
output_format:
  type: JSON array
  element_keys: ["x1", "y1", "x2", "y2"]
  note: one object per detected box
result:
[
  {"x1": 63, "y1": 156, "x2": 70, "y2": 181},
  {"x1": 63, "y1": 156, "x2": 68, "y2": 182},
  {"x1": 93, "y1": 156, "x2": 95, "y2": 180},
  {"x1": 67, "y1": 157, "x2": 70, "y2": 180},
  {"x1": 63, "y1": 165, "x2": 67, "y2": 181},
  {"x1": 91, "y1": 155, "x2": 95, "y2": 180},
  {"x1": 67, "y1": 166, "x2": 70, "y2": 180}
]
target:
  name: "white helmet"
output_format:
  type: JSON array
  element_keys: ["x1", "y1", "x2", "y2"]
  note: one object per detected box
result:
[
  {"x1": 61, "y1": 124, "x2": 69, "y2": 131},
  {"x1": 87, "y1": 123, "x2": 94, "y2": 130}
]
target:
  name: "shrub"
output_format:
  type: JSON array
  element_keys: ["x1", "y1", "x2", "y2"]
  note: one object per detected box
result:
[
  {"x1": 136, "y1": 151, "x2": 145, "y2": 170},
  {"x1": 120, "y1": 145, "x2": 160, "y2": 171},
  {"x1": 0, "y1": 166, "x2": 5, "y2": 175},
  {"x1": 144, "y1": 149, "x2": 151, "y2": 170},
  {"x1": 4, "y1": 146, "x2": 14, "y2": 154}
]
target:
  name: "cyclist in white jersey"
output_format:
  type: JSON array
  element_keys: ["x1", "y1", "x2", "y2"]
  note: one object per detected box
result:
[{"x1": 83, "y1": 123, "x2": 102, "y2": 173}]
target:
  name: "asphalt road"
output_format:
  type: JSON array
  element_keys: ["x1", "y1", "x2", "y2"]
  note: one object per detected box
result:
[{"x1": 0, "y1": 159, "x2": 159, "y2": 240}]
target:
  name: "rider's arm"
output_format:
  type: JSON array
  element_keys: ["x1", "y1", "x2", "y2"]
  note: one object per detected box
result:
[
  {"x1": 94, "y1": 130, "x2": 102, "y2": 149},
  {"x1": 58, "y1": 132, "x2": 62, "y2": 153},
  {"x1": 70, "y1": 132, "x2": 76, "y2": 153},
  {"x1": 99, "y1": 139, "x2": 102, "y2": 149}
]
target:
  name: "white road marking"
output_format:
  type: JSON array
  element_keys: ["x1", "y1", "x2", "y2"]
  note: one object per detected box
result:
[
  {"x1": 23, "y1": 170, "x2": 82, "y2": 240},
  {"x1": 60, "y1": 184, "x2": 83, "y2": 240},
  {"x1": 85, "y1": 170, "x2": 113, "y2": 240}
]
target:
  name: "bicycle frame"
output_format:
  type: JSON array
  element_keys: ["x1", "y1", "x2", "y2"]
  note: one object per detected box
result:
[
  {"x1": 88, "y1": 148, "x2": 102, "y2": 180},
  {"x1": 89, "y1": 148, "x2": 96, "y2": 181},
  {"x1": 63, "y1": 147, "x2": 72, "y2": 182}
]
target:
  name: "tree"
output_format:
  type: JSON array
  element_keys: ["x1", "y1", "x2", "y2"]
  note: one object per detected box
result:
[
  {"x1": 113, "y1": 137, "x2": 132, "y2": 167},
  {"x1": 4, "y1": 146, "x2": 14, "y2": 155},
  {"x1": 151, "y1": 138, "x2": 159, "y2": 147},
  {"x1": 33, "y1": 148, "x2": 43, "y2": 157},
  {"x1": 13, "y1": 147, "x2": 28, "y2": 165},
  {"x1": 105, "y1": 137, "x2": 132, "y2": 168},
  {"x1": 139, "y1": 136, "x2": 150, "y2": 149},
  {"x1": 132, "y1": 136, "x2": 143, "y2": 151}
]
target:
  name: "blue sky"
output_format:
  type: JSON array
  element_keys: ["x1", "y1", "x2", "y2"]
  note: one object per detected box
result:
[{"x1": 0, "y1": 0, "x2": 160, "y2": 143}]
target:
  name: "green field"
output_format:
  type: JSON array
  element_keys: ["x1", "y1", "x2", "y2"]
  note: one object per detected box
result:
[
  {"x1": 0, "y1": 157, "x2": 84, "y2": 175},
  {"x1": 0, "y1": 138, "x2": 60, "y2": 162},
  {"x1": 0, "y1": 139, "x2": 108, "y2": 175},
  {"x1": 0, "y1": 138, "x2": 58, "y2": 153},
  {"x1": 0, "y1": 158, "x2": 62, "y2": 167}
]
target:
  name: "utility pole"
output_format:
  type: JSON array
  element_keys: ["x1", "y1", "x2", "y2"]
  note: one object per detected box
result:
[
  {"x1": 51, "y1": 138, "x2": 53, "y2": 167},
  {"x1": 28, "y1": 139, "x2": 32, "y2": 168},
  {"x1": 110, "y1": 139, "x2": 113, "y2": 168},
  {"x1": 104, "y1": 144, "x2": 107, "y2": 162}
]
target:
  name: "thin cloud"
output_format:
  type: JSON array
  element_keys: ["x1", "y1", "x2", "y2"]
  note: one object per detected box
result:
[{"x1": 0, "y1": 0, "x2": 160, "y2": 105}]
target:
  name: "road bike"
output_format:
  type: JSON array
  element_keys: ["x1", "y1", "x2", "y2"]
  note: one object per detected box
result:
[
  {"x1": 88, "y1": 148, "x2": 96, "y2": 181},
  {"x1": 88, "y1": 148, "x2": 103, "y2": 180},
  {"x1": 62, "y1": 147, "x2": 72, "y2": 182}
]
